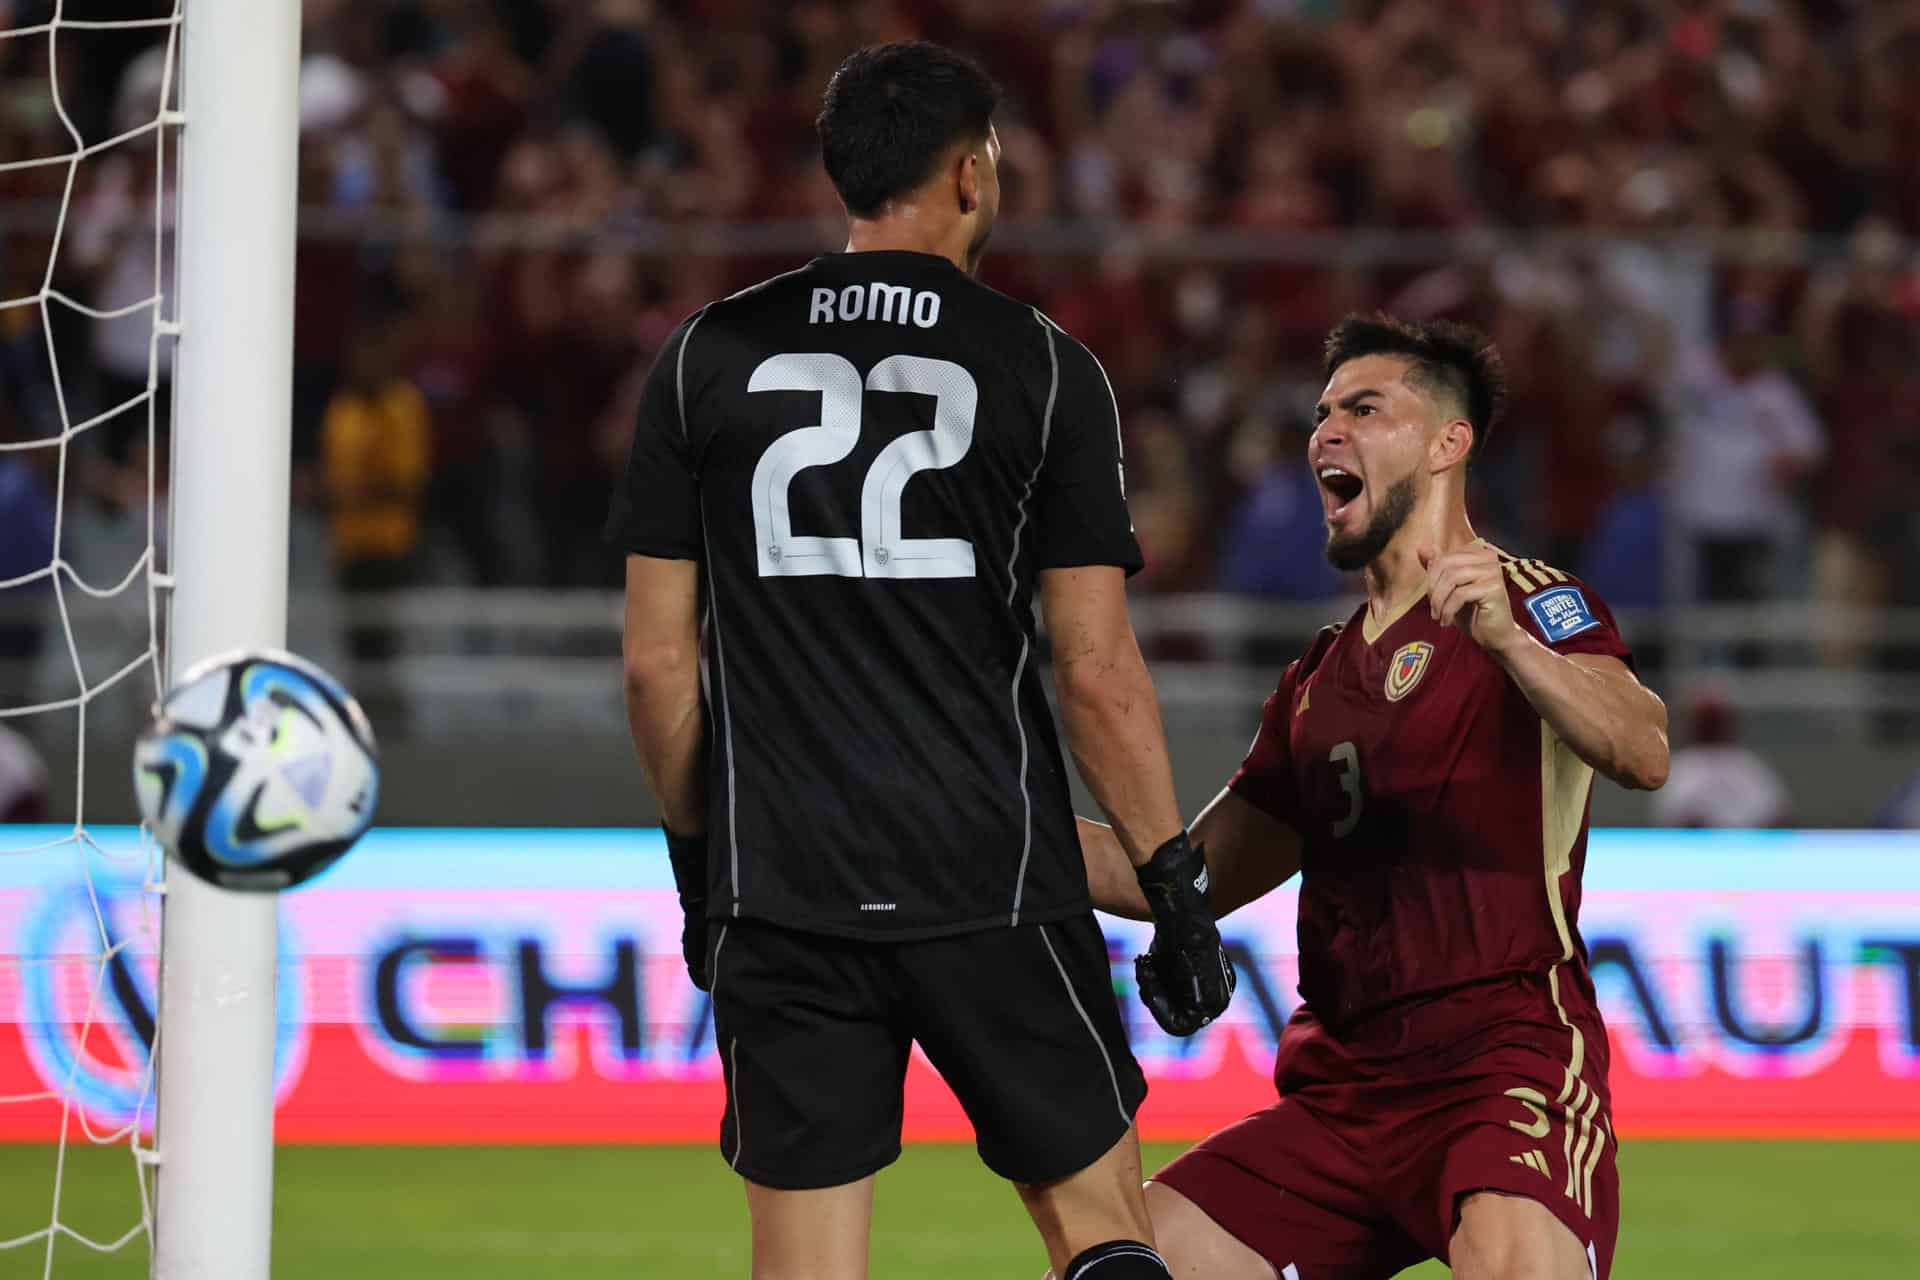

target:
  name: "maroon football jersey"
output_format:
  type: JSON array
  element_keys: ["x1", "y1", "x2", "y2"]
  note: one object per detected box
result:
[{"x1": 1232, "y1": 548, "x2": 1633, "y2": 1073}]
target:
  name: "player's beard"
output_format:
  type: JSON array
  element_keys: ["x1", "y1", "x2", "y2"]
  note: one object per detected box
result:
[{"x1": 1326, "y1": 473, "x2": 1417, "y2": 572}]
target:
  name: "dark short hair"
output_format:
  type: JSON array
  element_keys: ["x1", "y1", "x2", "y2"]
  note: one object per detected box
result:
[
  {"x1": 1323, "y1": 314, "x2": 1507, "y2": 459},
  {"x1": 816, "y1": 41, "x2": 1001, "y2": 220}
]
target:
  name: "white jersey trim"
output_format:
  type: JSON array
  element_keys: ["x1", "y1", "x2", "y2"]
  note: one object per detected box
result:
[
  {"x1": 700, "y1": 507, "x2": 742, "y2": 908},
  {"x1": 722, "y1": 262, "x2": 815, "y2": 303},
  {"x1": 1033, "y1": 306, "x2": 1129, "y2": 507},
  {"x1": 1006, "y1": 637, "x2": 1036, "y2": 925},
  {"x1": 674, "y1": 304, "x2": 711, "y2": 441},
  {"x1": 1007, "y1": 308, "x2": 1059, "y2": 924},
  {"x1": 674, "y1": 306, "x2": 739, "y2": 903},
  {"x1": 1039, "y1": 924, "x2": 1131, "y2": 1130},
  {"x1": 710, "y1": 924, "x2": 744, "y2": 1170},
  {"x1": 1008, "y1": 308, "x2": 1061, "y2": 606}
]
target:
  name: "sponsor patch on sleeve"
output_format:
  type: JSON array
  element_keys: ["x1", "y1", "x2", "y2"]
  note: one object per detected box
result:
[{"x1": 1524, "y1": 585, "x2": 1602, "y2": 643}]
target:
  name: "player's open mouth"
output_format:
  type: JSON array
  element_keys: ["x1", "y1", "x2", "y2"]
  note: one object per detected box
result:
[{"x1": 1319, "y1": 465, "x2": 1364, "y2": 520}]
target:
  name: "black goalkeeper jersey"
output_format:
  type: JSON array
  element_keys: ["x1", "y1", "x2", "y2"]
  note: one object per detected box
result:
[{"x1": 608, "y1": 250, "x2": 1143, "y2": 939}]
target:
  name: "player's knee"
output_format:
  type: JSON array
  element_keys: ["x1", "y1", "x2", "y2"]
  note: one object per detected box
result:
[
  {"x1": 1143, "y1": 1180, "x2": 1277, "y2": 1280},
  {"x1": 1141, "y1": 1180, "x2": 1210, "y2": 1269},
  {"x1": 1452, "y1": 1191, "x2": 1592, "y2": 1280},
  {"x1": 1060, "y1": 1239, "x2": 1172, "y2": 1278},
  {"x1": 1453, "y1": 1254, "x2": 1558, "y2": 1280},
  {"x1": 1451, "y1": 1220, "x2": 1585, "y2": 1280},
  {"x1": 1465, "y1": 1259, "x2": 1579, "y2": 1280}
]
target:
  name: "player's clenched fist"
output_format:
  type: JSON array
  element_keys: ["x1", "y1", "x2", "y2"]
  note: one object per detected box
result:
[
  {"x1": 1421, "y1": 542, "x2": 1523, "y2": 655},
  {"x1": 1133, "y1": 831, "x2": 1236, "y2": 1035}
]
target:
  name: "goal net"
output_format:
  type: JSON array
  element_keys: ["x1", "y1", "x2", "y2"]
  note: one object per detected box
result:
[{"x1": 0, "y1": 2, "x2": 180, "y2": 1273}]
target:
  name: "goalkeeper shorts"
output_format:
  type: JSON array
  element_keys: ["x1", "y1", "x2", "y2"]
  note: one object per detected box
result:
[{"x1": 706, "y1": 912, "x2": 1146, "y2": 1189}]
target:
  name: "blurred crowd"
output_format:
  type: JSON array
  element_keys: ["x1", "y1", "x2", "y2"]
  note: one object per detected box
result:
[{"x1": 2, "y1": 0, "x2": 1919, "y2": 629}]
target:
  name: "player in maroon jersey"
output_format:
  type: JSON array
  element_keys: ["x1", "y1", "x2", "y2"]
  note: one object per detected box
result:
[{"x1": 1079, "y1": 315, "x2": 1670, "y2": 1280}]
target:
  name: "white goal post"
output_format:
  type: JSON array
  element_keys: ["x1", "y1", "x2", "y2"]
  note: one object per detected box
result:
[{"x1": 153, "y1": 2, "x2": 301, "y2": 1276}]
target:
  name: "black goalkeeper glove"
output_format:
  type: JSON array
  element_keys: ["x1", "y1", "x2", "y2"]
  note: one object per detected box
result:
[
  {"x1": 1132, "y1": 830, "x2": 1235, "y2": 1036},
  {"x1": 664, "y1": 828, "x2": 712, "y2": 992}
]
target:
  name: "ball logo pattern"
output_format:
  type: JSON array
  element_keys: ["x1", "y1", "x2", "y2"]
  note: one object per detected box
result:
[{"x1": 133, "y1": 649, "x2": 380, "y2": 891}]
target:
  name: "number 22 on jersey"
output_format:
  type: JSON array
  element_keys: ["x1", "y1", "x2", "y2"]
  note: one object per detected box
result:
[{"x1": 748, "y1": 352, "x2": 978, "y2": 581}]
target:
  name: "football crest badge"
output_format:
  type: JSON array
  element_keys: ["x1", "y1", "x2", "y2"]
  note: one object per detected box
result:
[{"x1": 1385, "y1": 641, "x2": 1434, "y2": 702}]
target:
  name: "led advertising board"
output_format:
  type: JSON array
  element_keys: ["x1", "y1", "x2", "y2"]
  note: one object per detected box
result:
[{"x1": 1, "y1": 828, "x2": 1914, "y2": 1142}]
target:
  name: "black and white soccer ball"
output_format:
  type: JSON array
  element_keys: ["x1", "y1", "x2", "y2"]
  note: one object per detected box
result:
[{"x1": 133, "y1": 649, "x2": 379, "y2": 891}]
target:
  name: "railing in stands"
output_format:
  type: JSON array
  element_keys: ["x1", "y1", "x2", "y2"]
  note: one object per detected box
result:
[{"x1": 4, "y1": 591, "x2": 1918, "y2": 743}]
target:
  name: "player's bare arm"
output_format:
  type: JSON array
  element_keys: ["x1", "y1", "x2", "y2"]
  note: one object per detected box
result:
[
  {"x1": 1043, "y1": 565, "x2": 1182, "y2": 864},
  {"x1": 620, "y1": 554, "x2": 706, "y2": 830},
  {"x1": 1078, "y1": 789, "x2": 1302, "y2": 922},
  {"x1": 621, "y1": 553, "x2": 712, "y2": 988},
  {"x1": 1422, "y1": 541, "x2": 1670, "y2": 791},
  {"x1": 1043, "y1": 564, "x2": 1236, "y2": 1035}
]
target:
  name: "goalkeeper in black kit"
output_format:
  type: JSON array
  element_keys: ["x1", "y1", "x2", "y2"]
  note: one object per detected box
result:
[{"x1": 611, "y1": 39, "x2": 1232, "y2": 1280}]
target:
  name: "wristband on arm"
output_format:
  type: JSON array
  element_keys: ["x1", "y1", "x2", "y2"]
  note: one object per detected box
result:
[
  {"x1": 1133, "y1": 829, "x2": 1212, "y2": 931},
  {"x1": 664, "y1": 827, "x2": 709, "y2": 909}
]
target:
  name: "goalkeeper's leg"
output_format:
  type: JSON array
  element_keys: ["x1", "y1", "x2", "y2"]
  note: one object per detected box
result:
[
  {"x1": 710, "y1": 921, "x2": 907, "y2": 1278},
  {"x1": 897, "y1": 916, "x2": 1162, "y2": 1273},
  {"x1": 1018, "y1": 1124, "x2": 1170, "y2": 1277},
  {"x1": 743, "y1": 1177, "x2": 876, "y2": 1280}
]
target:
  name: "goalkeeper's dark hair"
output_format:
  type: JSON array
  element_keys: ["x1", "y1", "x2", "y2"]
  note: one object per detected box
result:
[
  {"x1": 1323, "y1": 314, "x2": 1507, "y2": 460},
  {"x1": 816, "y1": 41, "x2": 1001, "y2": 220}
]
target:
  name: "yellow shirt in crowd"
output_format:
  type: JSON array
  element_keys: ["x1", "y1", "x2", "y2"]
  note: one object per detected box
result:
[{"x1": 322, "y1": 380, "x2": 432, "y2": 563}]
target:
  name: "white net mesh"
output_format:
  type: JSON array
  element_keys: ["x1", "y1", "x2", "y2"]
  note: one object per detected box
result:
[{"x1": 0, "y1": 2, "x2": 185, "y2": 1272}]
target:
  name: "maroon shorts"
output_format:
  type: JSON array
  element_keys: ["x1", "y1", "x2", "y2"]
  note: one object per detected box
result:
[{"x1": 1154, "y1": 1061, "x2": 1618, "y2": 1279}]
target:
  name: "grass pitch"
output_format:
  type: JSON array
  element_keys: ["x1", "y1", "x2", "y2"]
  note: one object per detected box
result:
[{"x1": 1, "y1": 1140, "x2": 1914, "y2": 1276}]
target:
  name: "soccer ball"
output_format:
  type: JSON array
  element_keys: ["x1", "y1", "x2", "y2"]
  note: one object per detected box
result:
[{"x1": 133, "y1": 649, "x2": 379, "y2": 891}]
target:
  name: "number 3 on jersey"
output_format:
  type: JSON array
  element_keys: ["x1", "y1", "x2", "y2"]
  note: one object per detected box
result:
[
  {"x1": 749, "y1": 352, "x2": 978, "y2": 580},
  {"x1": 1329, "y1": 740, "x2": 1364, "y2": 838}
]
